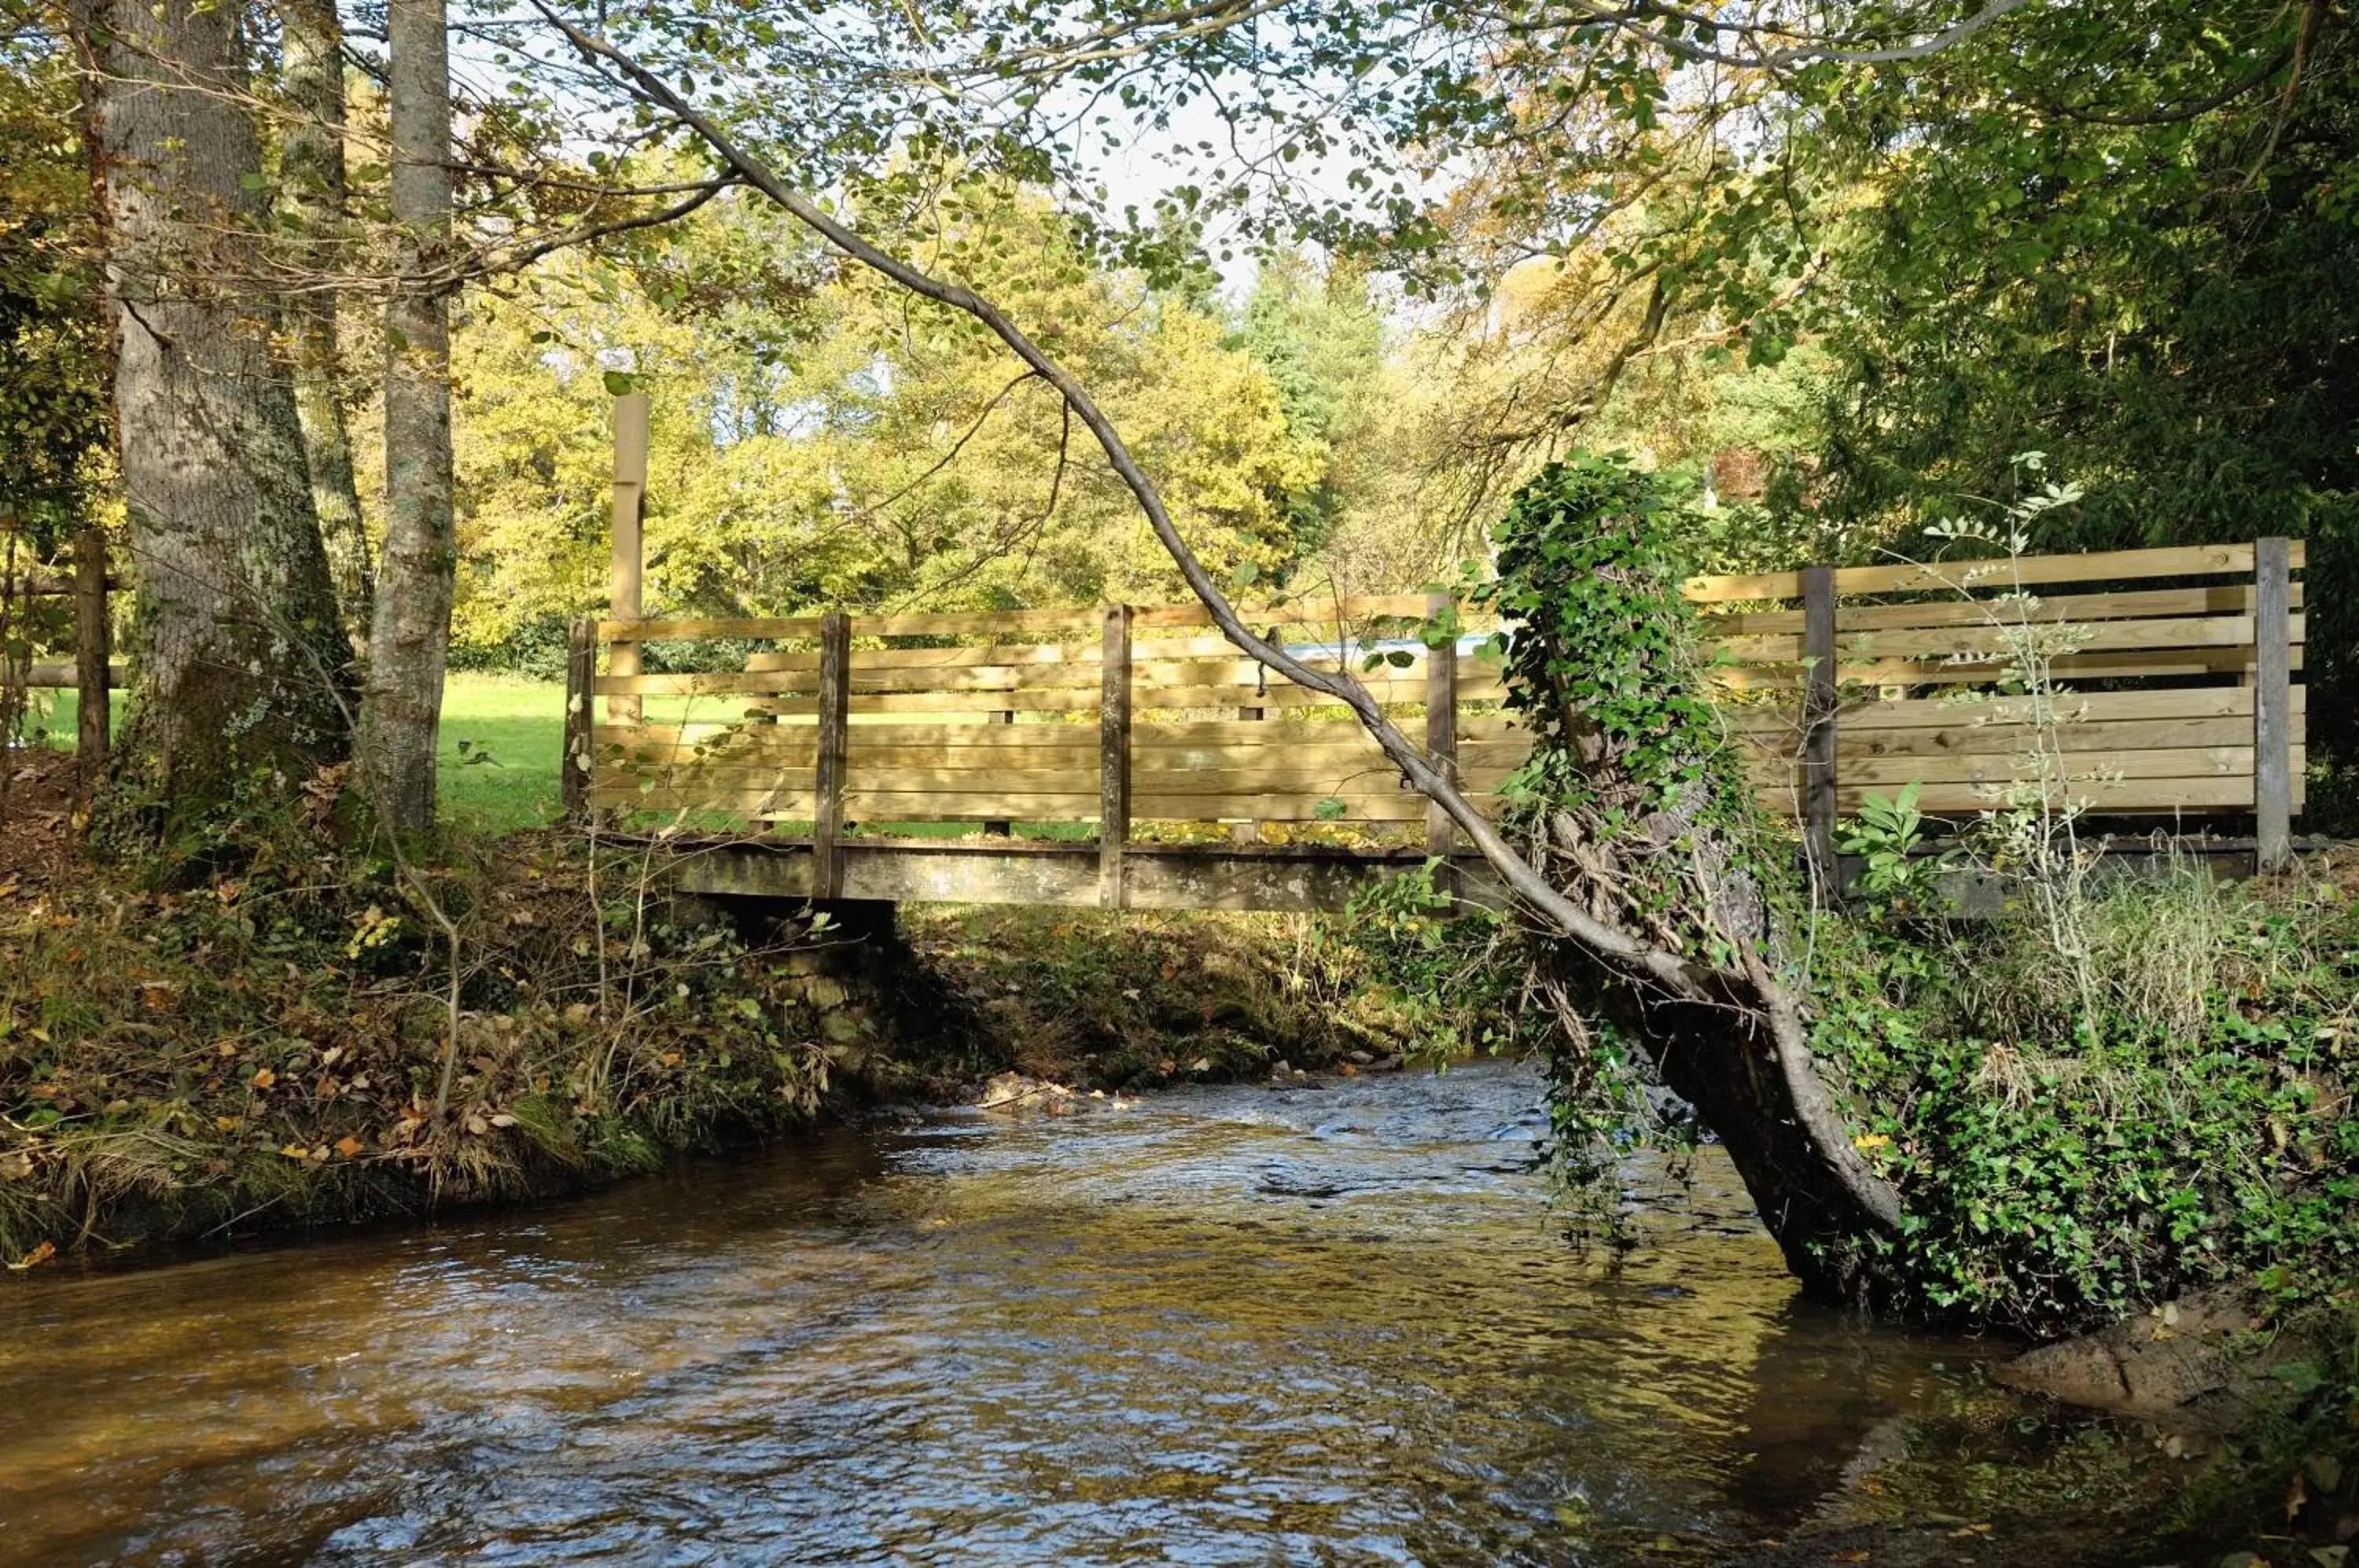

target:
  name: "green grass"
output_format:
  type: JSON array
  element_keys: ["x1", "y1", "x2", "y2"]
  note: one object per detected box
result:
[{"x1": 22, "y1": 676, "x2": 572, "y2": 833}]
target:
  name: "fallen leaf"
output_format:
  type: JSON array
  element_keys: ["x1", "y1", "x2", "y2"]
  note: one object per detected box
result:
[
  {"x1": 488, "y1": 1113, "x2": 517, "y2": 1128},
  {"x1": 1852, "y1": 1133, "x2": 1890, "y2": 1151},
  {"x1": 334, "y1": 1136, "x2": 365, "y2": 1158},
  {"x1": 280, "y1": 1143, "x2": 312, "y2": 1159},
  {"x1": 215, "y1": 1117, "x2": 241, "y2": 1132},
  {"x1": 252, "y1": 1068, "x2": 276, "y2": 1089},
  {"x1": 0, "y1": 1154, "x2": 33, "y2": 1181},
  {"x1": 6, "y1": 1241, "x2": 57, "y2": 1270}
]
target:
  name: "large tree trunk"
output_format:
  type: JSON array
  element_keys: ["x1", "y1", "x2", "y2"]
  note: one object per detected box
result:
[
  {"x1": 279, "y1": 0, "x2": 374, "y2": 650},
  {"x1": 362, "y1": 0, "x2": 456, "y2": 831},
  {"x1": 69, "y1": 0, "x2": 352, "y2": 823}
]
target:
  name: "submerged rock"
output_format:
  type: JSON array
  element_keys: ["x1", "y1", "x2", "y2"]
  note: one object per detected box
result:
[
  {"x1": 973, "y1": 1072, "x2": 1072, "y2": 1111},
  {"x1": 1994, "y1": 1288, "x2": 2318, "y2": 1431}
]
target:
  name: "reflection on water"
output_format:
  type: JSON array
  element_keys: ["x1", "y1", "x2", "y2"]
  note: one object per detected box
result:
[{"x1": 0, "y1": 1061, "x2": 2155, "y2": 1565}]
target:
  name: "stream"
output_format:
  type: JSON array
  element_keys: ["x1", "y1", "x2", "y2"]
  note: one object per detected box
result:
[{"x1": 1, "y1": 1059, "x2": 2189, "y2": 1565}]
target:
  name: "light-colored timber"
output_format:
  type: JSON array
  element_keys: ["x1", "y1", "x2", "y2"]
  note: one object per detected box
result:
[{"x1": 572, "y1": 539, "x2": 2309, "y2": 912}]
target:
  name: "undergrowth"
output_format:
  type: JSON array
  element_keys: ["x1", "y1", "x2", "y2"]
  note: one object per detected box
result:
[
  {"x1": 0, "y1": 800, "x2": 871, "y2": 1262},
  {"x1": 1814, "y1": 856, "x2": 2359, "y2": 1334}
]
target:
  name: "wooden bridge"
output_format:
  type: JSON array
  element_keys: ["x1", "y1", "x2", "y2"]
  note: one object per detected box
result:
[{"x1": 563, "y1": 521, "x2": 2306, "y2": 913}]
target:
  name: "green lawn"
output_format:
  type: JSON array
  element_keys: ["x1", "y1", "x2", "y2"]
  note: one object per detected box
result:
[{"x1": 25, "y1": 675, "x2": 572, "y2": 833}]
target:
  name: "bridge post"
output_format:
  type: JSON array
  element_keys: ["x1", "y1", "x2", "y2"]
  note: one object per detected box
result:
[
  {"x1": 1099, "y1": 603, "x2": 1132, "y2": 909},
  {"x1": 2254, "y1": 536, "x2": 2293, "y2": 871},
  {"x1": 1424, "y1": 591, "x2": 1459, "y2": 900},
  {"x1": 812, "y1": 610, "x2": 851, "y2": 900},
  {"x1": 1801, "y1": 565, "x2": 1840, "y2": 899},
  {"x1": 606, "y1": 392, "x2": 650, "y2": 726}
]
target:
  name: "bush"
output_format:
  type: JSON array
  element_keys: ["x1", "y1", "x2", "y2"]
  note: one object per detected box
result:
[{"x1": 1812, "y1": 861, "x2": 2359, "y2": 1331}]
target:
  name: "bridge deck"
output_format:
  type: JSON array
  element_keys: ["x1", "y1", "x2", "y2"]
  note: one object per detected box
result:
[{"x1": 567, "y1": 541, "x2": 2306, "y2": 912}]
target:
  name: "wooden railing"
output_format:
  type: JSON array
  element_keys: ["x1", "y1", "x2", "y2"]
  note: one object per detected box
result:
[
  {"x1": 569, "y1": 537, "x2": 2306, "y2": 895},
  {"x1": 2, "y1": 526, "x2": 118, "y2": 776}
]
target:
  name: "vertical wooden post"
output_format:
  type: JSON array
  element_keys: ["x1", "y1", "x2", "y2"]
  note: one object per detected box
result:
[
  {"x1": 2254, "y1": 536, "x2": 2293, "y2": 872},
  {"x1": 1099, "y1": 603, "x2": 1132, "y2": 910},
  {"x1": 73, "y1": 526, "x2": 109, "y2": 783},
  {"x1": 607, "y1": 392, "x2": 650, "y2": 726},
  {"x1": 1229, "y1": 623, "x2": 1269, "y2": 845},
  {"x1": 1424, "y1": 592, "x2": 1459, "y2": 897},
  {"x1": 812, "y1": 610, "x2": 851, "y2": 899},
  {"x1": 984, "y1": 705, "x2": 1014, "y2": 836},
  {"x1": 561, "y1": 615, "x2": 594, "y2": 821},
  {"x1": 1801, "y1": 565, "x2": 1840, "y2": 896}
]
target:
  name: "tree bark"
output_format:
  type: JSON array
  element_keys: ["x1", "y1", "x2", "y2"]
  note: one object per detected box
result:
[
  {"x1": 363, "y1": 0, "x2": 456, "y2": 831},
  {"x1": 68, "y1": 0, "x2": 353, "y2": 823},
  {"x1": 279, "y1": 0, "x2": 374, "y2": 650}
]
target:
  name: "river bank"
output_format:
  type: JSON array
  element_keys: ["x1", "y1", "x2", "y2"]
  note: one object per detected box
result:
[{"x1": 0, "y1": 753, "x2": 1424, "y2": 1266}]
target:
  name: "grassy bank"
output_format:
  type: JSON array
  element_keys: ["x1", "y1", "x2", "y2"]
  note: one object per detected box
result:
[
  {"x1": 0, "y1": 746, "x2": 1452, "y2": 1265},
  {"x1": 0, "y1": 760, "x2": 892, "y2": 1262}
]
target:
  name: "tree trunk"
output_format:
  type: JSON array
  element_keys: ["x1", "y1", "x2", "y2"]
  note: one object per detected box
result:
[
  {"x1": 362, "y1": 0, "x2": 456, "y2": 831},
  {"x1": 279, "y1": 0, "x2": 374, "y2": 650},
  {"x1": 69, "y1": 0, "x2": 353, "y2": 823}
]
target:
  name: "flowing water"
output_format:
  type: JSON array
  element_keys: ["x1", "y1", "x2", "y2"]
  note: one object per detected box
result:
[{"x1": 1, "y1": 1061, "x2": 2181, "y2": 1565}]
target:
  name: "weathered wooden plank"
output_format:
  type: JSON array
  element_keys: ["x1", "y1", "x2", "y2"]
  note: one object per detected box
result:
[
  {"x1": 750, "y1": 641, "x2": 1100, "y2": 673},
  {"x1": 1710, "y1": 646, "x2": 2306, "y2": 688},
  {"x1": 1697, "y1": 583, "x2": 2305, "y2": 636},
  {"x1": 1101, "y1": 604, "x2": 1132, "y2": 909},
  {"x1": 607, "y1": 392, "x2": 649, "y2": 725},
  {"x1": 1709, "y1": 612, "x2": 2298, "y2": 666},
  {"x1": 1838, "y1": 715, "x2": 2270, "y2": 760},
  {"x1": 1816, "y1": 775, "x2": 2267, "y2": 813},
  {"x1": 1802, "y1": 565, "x2": 1838, "y2": 893},
  {"x1": 1723, "y1": 685, "x2": 2304, "y2": 734},
  {"x1": 1682, "y1": 542, "x2": 2287, "y2": 604},
  {"x1": 596, "y1": 616, "x2": 826, "y2": 639},
  {"x1": 1426, "y1": 591, "x2": 1458, "y2": 868},
  {"x1": 1838, "y1": 746, "x2": 2261, "y2": 787},
  {"x1": 854, "y1": 607, "x2": 1102, "y2": 638},
  {"x1": 812, "y1": 611, "x2": 850, "y2": 898},
  {"x1": 2256, "y1": 536, "x2": 2294, "y2": 867}
]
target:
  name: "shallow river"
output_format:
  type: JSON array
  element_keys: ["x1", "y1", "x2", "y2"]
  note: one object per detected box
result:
[{"x1": 2, "y1": 1061, "x2": 2177, "y2": 1565}]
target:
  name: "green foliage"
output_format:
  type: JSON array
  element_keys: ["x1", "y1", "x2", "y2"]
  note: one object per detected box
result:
[
  {"x1": 1812, "y1": 865, "x2": 2359, "y2": 1331},
  {"x1": 1479, "y1": 454, "x2": 1742, "y2": 820},
  {"x1": 1835, "y1": 783, "x2": 1947, "y2": 911}
]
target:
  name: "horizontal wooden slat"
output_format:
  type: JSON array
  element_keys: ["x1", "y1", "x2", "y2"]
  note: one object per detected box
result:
[
  {"x1": 1682, "y1": 542, "x2": 2302, "y2": 604},
  {"x1": 1709, "y1": 613, "x2": 2302, "y2": 667},
  {"x1": 1712, "y1": 647, "x2": 2306, "y2": 688},
  {"x1": 1698, "y1": 583, "x2": 2304, "y2": 637},
  {"x1": 1724, "y1": 684, "x2": 2306, "y2": 735},
  {"x1": 598, "y1": 617, "x2": 824, "y2": 639},
  {"x1": 1831, "y1": 715, "x2": 2270, "y2": 761},
  {"x1": 854, "y1": 608, "x2": 1105, "y2": 638}
]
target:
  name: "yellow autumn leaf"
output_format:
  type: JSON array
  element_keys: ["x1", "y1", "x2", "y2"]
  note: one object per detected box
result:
[
  {"x1": 280, "y1": 1143, "x2": 311, "y2": 1159},
  {"x1": 215, "y1": 1116, "x2": 241, "y2": 1132},
  {"x1": 252, "y1": 1068, "x2": 276, "y2": 1089},
  {"x1": 1853, "y1": 1132, "x2": 1890, "y2": 1150}
]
